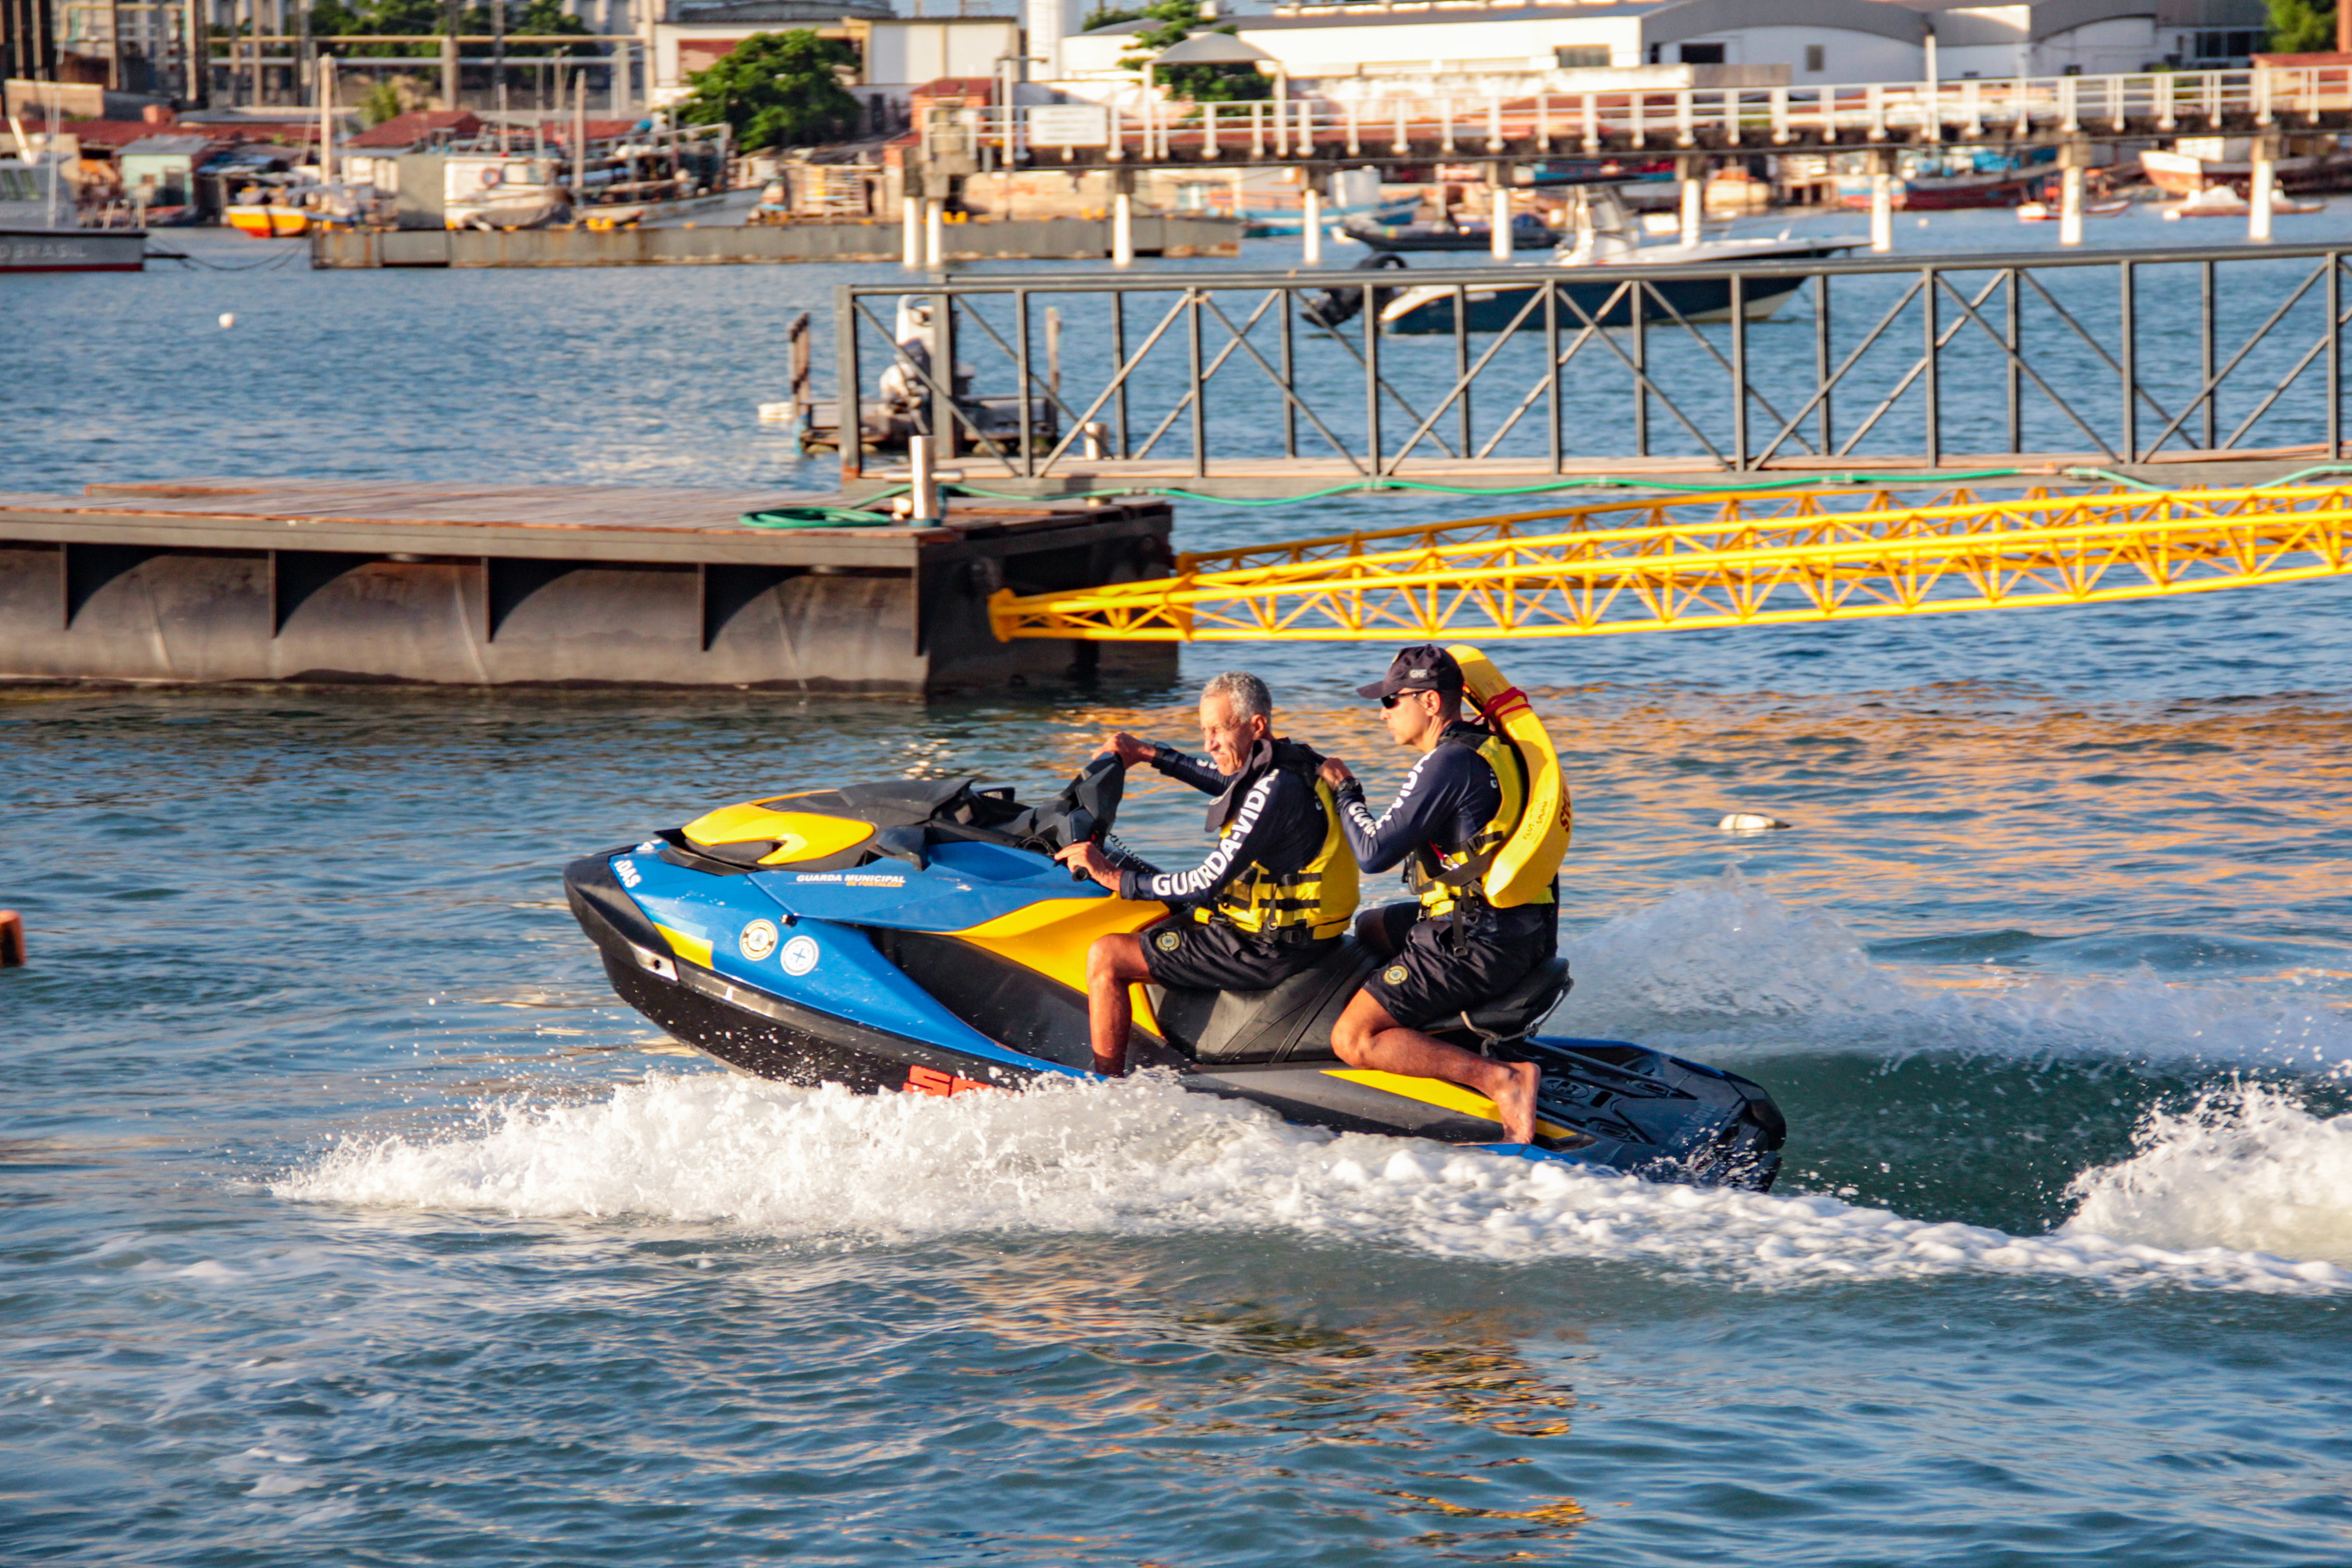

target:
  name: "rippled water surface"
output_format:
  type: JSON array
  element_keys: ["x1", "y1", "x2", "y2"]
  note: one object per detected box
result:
[{"x1": 9, "y1": 225, "x2": 2352, "y2": 1565}]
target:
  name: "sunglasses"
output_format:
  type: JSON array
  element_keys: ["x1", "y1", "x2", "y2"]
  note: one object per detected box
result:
[{"x1": 1380, "y1": 691, "x2": 1432, "y2": 709}]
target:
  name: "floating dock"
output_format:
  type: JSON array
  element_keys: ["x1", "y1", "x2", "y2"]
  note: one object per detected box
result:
[
  {"x1": 310, "y1": 216, "x2": 1240, "y2": 269},
  {"x1": 0, "y1": 481, "x2": 1175, "y2": 694}
]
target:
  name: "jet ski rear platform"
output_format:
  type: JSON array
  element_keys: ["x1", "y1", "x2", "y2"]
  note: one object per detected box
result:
[{"x1": 564, "y1": 773, "x2": 1784, "y2": 1191}]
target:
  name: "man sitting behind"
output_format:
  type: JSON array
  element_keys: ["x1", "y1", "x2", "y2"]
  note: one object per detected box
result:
[
  {"x1": 1316, "y1": 646, "x2": 1553, "y2": 1145},
  {"x1": 1055, "y1": 671, "x2": 1358, "y2": 1076}
]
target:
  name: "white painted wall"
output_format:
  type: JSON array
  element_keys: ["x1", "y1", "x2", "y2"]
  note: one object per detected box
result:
[
  {"x1": 1668, "y1": 25, "x2": 1921, "y2": 81},
  {"x1": 2030, "y1": 17, "x2": 2160, "y2": 74}
]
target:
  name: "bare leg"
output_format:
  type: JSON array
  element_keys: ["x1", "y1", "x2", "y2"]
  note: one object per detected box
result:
[
  {"x1": 1082, "y1": 932, "x2": 1153, "y2": 1076},
  {"x1": 1330, "y1": 990, "x2": 1542, "y2": 1144}
]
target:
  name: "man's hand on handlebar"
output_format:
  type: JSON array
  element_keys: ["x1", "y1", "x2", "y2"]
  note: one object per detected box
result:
[
  {"x1": 1055, "y1": 841, "x2": 1120, "y2": 890},
  {"x1": 1318, "y1": 757, "x2": 1357, "y2": 790},
  {"x1": 1094, "y1": 731, "x2": 1154, "y2": 767}
]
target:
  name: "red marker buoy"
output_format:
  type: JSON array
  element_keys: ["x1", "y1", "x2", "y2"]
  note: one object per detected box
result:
[{"x1": 0, "y1": 910, "x2": 23, "y2": 968}]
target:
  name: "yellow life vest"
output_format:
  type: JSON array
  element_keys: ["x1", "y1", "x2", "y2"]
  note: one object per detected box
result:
[
  {"x1": 1408, "y1": 727, "x2": 1553, "y2": 916},
  {"x1": 1407, "y1": 646, "x2": 1572, "y2": 914},
  {"x1": 1197, "y1": 769, "x2": 1359, "y2": 941}
]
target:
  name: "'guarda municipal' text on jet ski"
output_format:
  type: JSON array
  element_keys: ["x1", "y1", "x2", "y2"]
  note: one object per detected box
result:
[{"x1": 563, "y1": 650, "x2": 1785, "y2": 1190}]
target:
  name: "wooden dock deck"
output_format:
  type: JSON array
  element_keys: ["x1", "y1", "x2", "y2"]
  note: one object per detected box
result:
[{"x1": 0, "y1": 481, "x2": 1176, "y2": 694}]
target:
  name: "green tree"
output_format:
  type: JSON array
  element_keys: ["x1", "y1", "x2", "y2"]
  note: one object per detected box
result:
[
  {"x1": 307, "y1": 0, "x2": 587, "y2": 58},
  {"x1": 674, "y1": 30, "x2": 861, "y2": 150},
  {"x1": 359, "y1": 78, "x2": 404, "y2": 123},
  {"x1": 1115, "y1": 0, "x2": 1269, "y2": 102},
  {"x1": 2268, "y1": 0, "x2": 2334, "y2": 52}
]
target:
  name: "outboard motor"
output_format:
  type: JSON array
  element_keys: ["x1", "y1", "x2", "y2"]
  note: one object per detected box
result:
[{"x1": 1303, "y1": 251, "x2": 1409, "y2": 329}]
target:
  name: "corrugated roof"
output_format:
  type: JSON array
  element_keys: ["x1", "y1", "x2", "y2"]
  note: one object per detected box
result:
[{"x1": 348, "y1": 110, "x2": 484, "y2": 148}]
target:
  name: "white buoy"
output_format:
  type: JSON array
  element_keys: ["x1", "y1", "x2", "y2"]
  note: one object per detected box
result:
[
  {"x1": 1719, "y1": 812, "x2": 1791, "y2": 833},
  {"x1": 218, "y1": 313, "x2": 236, "y2": 328}
]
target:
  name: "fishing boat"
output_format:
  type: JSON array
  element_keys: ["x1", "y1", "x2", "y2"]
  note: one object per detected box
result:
[
  {"x1": 1834, "y1": 148, "x2": 2049, "y2": 210},
  {"x1": 2143, "y1": 138, "x2": 2349, "y2": 197},
  {"x1": 1337, "y1": 208, "x2": 1561, "y2": 253},
  {"x1": 224, "y1": 202, "x2": 312, "y2": 238},
  {"x1": 1362, "y1": 185, "x2": 1864, "y2": 335},
  {"x1": 2016, "y1": 197, "x2": 2133, "y2": 221},
  {"x1": 2161, "y1": 185, "x2": 2328, "y2": 219},
  {"x1": 0, "y1": 154, "x2": 145, "y2": 273}
]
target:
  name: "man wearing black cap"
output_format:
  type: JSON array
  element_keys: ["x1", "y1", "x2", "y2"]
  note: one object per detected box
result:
[
  {"x1": 1055, "y1": 670, "x2": 1358, "y2": 1077},
  {"x1": 1316, "y1": 644, "x2": 1555, "y2": 1144}
]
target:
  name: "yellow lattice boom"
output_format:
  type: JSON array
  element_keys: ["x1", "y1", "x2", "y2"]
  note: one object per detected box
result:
[{"x1": 987, "y1": 484, "x2": 2352, "y2": 643}]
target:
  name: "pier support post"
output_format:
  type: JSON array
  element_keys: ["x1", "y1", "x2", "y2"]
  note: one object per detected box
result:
[
  {"x1": 901, "y1": 193, "x2": 921, "y2": 268},
  {"x1": 1112, "y1": 184, "x2": 1134, "y2": 267},
  {"x1": 1679, "y1": 155, "x2": 1703, "y2": 247},
  {"x1": 2057, "y1": 137, "x2": 2087, "y2": 247},
  {"x1": 906, "y1": 435, "x2": 944, "y2": 522},
  {"x1": 924, "y1": 197, "x2": 945, "y2": 267},
  {"x1": 1868, "y1": 151, "x2": 1893, "y2": 252},
  {"x1": 2250, "y1": 134, "x2": 2278, "y2": 243},
  {"x1": 1303, "y1": 182, "x2": 1322, "y2": 264},
  {"x1": 1491, "y1": 173, "x2": 1513, "y2": 259}
]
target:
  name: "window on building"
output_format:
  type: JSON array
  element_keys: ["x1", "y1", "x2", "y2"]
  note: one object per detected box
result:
[
  {"x1": 1555, "y1": 46, "x2": 1611, "y2": 68},
  {"x1": 1804, "y1": 44, "x2": 1824, "y2": 72},
  {"x1": 1680, "y1": 42, "x2": 1725, "y2": 64},
  {"x1": 2061, "y1": 62, "x2": 2082, "y2": 75},
  {"x1": 2191, "y1": 29, "x2": 2263, "y2": 61}
]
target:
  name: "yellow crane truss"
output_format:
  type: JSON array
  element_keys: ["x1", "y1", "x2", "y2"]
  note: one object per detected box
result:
[{"x1": 987, "y1": 483, "x2": 2352, "y2": 644}]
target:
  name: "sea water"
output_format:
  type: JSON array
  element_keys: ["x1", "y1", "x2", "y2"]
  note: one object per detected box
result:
[{"x1": 7, "y1": 218, "x2": 2352, "y2": 1564}]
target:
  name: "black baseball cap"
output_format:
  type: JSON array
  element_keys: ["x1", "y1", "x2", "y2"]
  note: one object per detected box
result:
[{"x1": 1356, "y1": 644, "x2": 1464, "y2": 701}]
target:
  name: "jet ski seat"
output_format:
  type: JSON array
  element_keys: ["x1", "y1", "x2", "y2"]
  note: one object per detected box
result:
[{"x1": 1147, "y1": 943, "x2": 1569, "y2": 1067}]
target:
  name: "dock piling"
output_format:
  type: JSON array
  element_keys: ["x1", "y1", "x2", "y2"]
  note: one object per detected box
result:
[{"x1": 2251, "y1": 135, "x2": 2278, "y2": 242}]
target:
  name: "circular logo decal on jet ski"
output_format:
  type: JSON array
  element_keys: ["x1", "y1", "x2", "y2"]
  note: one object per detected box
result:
[
  {"x1": 1383, "y1": 963, "x2": 1410, "y2": 985},
  {"x1": 739, "y1": 920, "x2": 780, "y2": 961},
  {"x1": 1154, "y1": 929, "x2": 1181, "y2": 953},
  {"x1": 780, "y1": 934, "x2": 821, "y2": 975}
]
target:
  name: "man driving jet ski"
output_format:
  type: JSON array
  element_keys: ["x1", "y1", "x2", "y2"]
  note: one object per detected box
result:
[
  {"x1": 1054, "y1": 670, "x2": 1358, "y2": 1077},
  {"x1": 1317, "y1": 646, "x2": 1555, "y2": 1145}
]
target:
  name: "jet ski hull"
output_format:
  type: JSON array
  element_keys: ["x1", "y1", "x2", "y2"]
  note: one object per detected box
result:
[{"x1": 565, "y1": 834, "x2": 1785, "y2": 1191}]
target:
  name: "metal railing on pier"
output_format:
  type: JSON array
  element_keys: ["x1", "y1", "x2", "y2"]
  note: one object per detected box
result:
[
  {"x1": 834, "y1": 243, "x2": 2352, "y2": 497},
  {"x1": 928, "y1": 65, "x2": 2352, "y2": 164}
]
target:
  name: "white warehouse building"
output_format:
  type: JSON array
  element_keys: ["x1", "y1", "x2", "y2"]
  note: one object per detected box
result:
[{"x1": 1055, "y1": 0, "x2": 2269, "y2": 96}]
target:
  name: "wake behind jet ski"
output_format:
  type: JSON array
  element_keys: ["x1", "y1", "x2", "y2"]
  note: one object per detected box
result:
[{"x1": 562, "y1": 653, "x2": 1785, "y2": 1191}]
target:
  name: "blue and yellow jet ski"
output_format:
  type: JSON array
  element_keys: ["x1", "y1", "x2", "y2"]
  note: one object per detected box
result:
[{"x1": 563, "y1": 677, "x2": 1785, "y2": 1191}]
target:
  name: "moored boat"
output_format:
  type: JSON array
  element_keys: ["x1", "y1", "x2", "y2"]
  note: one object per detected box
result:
[{"x1": 1370, "y1": 184, "x2": 1863, "y2": 335}]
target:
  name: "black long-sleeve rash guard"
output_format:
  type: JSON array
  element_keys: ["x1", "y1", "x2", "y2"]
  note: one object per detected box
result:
[
  {"x1": 1114, "y1": 741, "x2": 1328, "y2": 907},
  {"x1": 1333, "y1": 736, "x2": 1503, "y2": 875}
]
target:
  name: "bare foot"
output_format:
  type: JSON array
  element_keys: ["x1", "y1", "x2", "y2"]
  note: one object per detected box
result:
[{"x1": 1491, "y1": 1060, "x2": 1542, "y2": 1144}]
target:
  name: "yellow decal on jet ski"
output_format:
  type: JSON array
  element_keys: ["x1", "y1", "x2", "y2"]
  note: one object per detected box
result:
[
  {"x1": 1449, "y1": 645, "x2": 1571, "y2": 909},
  {"x1": 1321, "y1": 1068, "x2": 1577, "y2": 1143},
  {"x1": 954, "y1": 897, "x2": 1170, "y2": 1034},
  {"x1": 682, "y1": 803, "x2": 876, "y2": 863},
  {"x1": 652, "y1": 922, "x2": 715, "y2": 969}
]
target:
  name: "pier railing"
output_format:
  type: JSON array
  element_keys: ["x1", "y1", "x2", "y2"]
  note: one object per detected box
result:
[
  {"x1": 834, "y1": 242, "x2": 2352, "y2": 497},
  {"x1": 929, "y1": 65, "x2": 2352, "y2": 164}
]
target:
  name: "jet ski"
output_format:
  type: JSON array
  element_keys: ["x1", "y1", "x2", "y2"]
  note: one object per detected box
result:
[{"x1": 562, "y1": 677, "x2": 1785, "y2": 1191}]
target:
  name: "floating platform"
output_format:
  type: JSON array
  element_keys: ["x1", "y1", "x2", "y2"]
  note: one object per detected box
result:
[
  {"x1": 0, "y1": 481, "x2": 1176, "y2": 694},
  {"x1": 310, "y1": 216, "x2": 1241, "y2": 269}
]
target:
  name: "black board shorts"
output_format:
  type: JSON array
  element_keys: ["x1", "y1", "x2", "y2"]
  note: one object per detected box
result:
[
  {"x1": 1361, "y1": 900, "x2": 1553, "y2": 1032},
  {"x1": 1141, "y1": 913, "x2": 1336, "y2": 993}
]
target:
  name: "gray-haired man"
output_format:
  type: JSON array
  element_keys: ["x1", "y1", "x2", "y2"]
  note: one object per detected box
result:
[{"x1": 1056, "y1": 671, "x2": 1358, "y2": 1076}]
